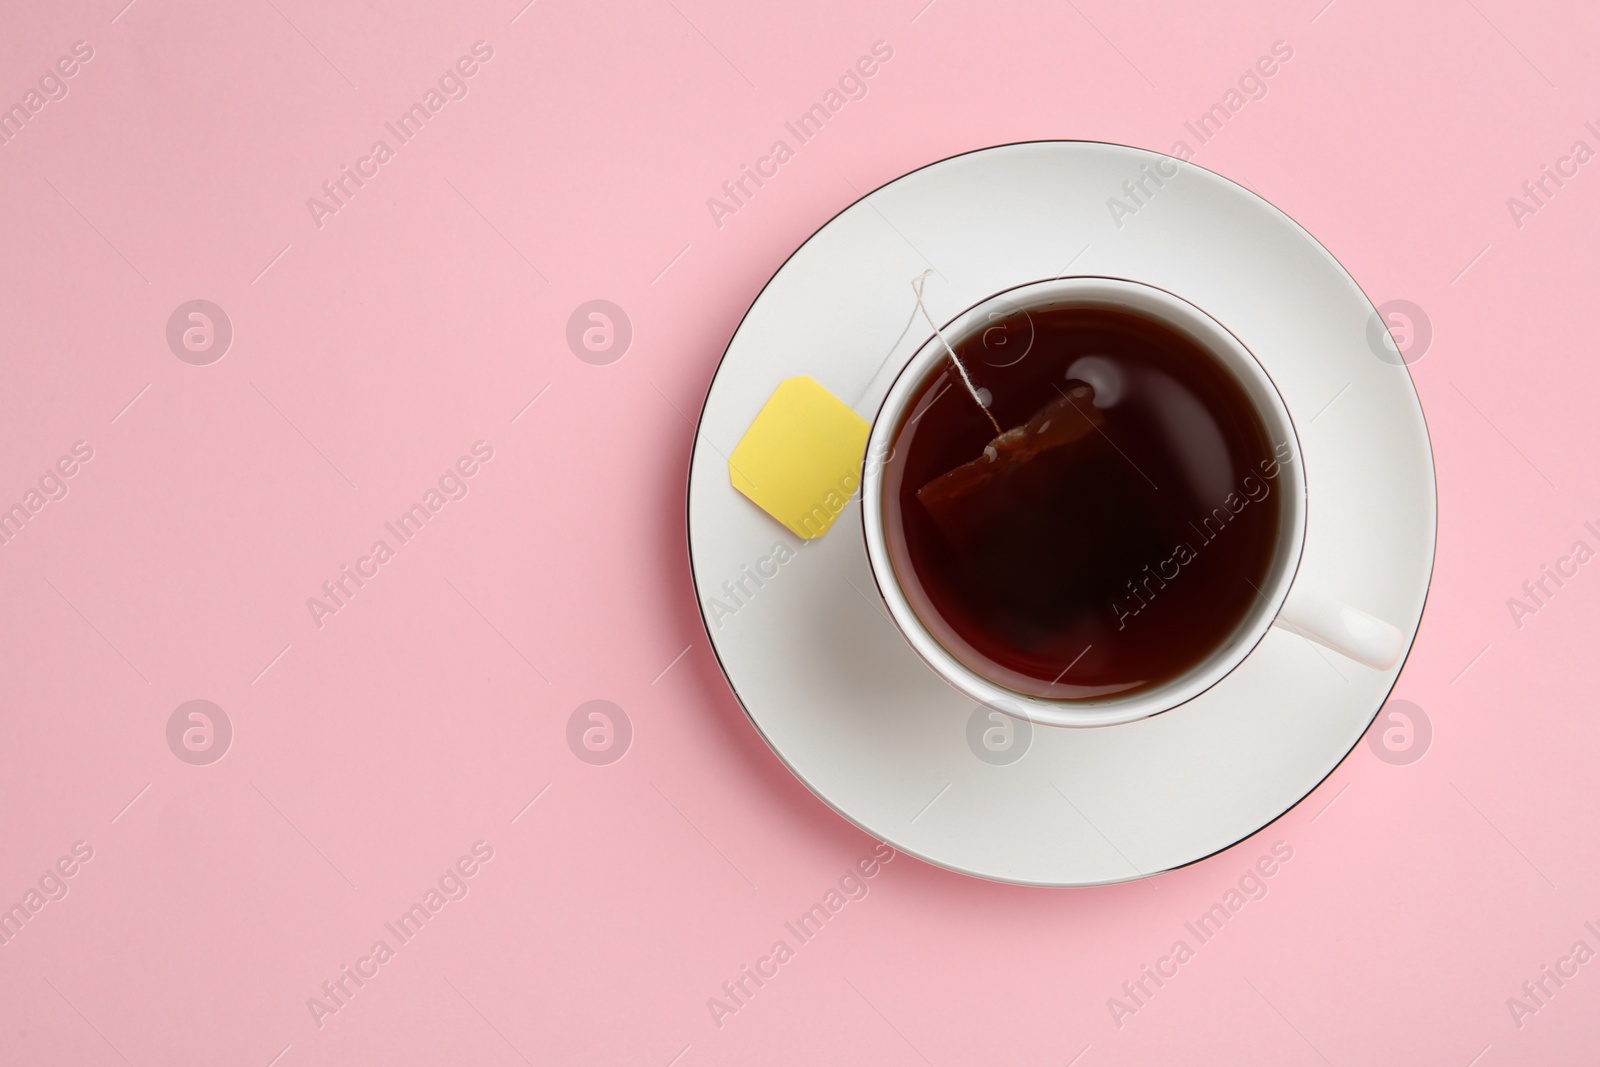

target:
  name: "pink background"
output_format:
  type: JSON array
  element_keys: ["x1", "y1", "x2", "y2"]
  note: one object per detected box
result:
[{"x1": 1, "y1": 0, "x2": 1596, "y2": 1063}]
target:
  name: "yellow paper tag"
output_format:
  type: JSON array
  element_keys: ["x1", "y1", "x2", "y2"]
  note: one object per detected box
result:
[{"x1": 729, "y1": 377, "x2": 870, "y2": 539}]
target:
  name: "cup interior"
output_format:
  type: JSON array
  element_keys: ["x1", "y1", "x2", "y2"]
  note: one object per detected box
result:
[{"x1": 861, "y1": 276, "x2": 1307, "y2": 728}]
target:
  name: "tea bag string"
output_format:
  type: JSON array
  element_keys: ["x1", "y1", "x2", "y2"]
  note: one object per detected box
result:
[{"x1": 912, "y1": 270, "x2": 1002, "y2": 435}]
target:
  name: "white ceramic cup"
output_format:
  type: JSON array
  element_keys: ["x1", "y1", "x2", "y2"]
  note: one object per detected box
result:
[{"x1": 860, "y1": 276, "x2": 1405, "y2": 728}]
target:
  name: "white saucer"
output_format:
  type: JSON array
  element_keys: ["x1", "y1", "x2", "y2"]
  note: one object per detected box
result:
[{"x1": 687, "y1": 141, "x2": 1436, "y2": 886}]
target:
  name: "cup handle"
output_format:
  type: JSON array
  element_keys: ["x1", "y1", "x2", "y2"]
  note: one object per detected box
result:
[{"x1": 1272, "y1": 589, "x2": 1406, "y2": 670}]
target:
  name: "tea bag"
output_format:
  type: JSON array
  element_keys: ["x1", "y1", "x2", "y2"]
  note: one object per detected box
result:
[
  {"x1": 908, "y1": 271, "x2": 1105, "y2": 548},
  {"x1": 917, "y1": 383, "x2": 1103, "y2": 547}
]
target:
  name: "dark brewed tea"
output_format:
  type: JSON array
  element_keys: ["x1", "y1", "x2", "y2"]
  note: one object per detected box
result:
[{"x1": 882, "y1": 302, "x2": 1288, "y2": 700}]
